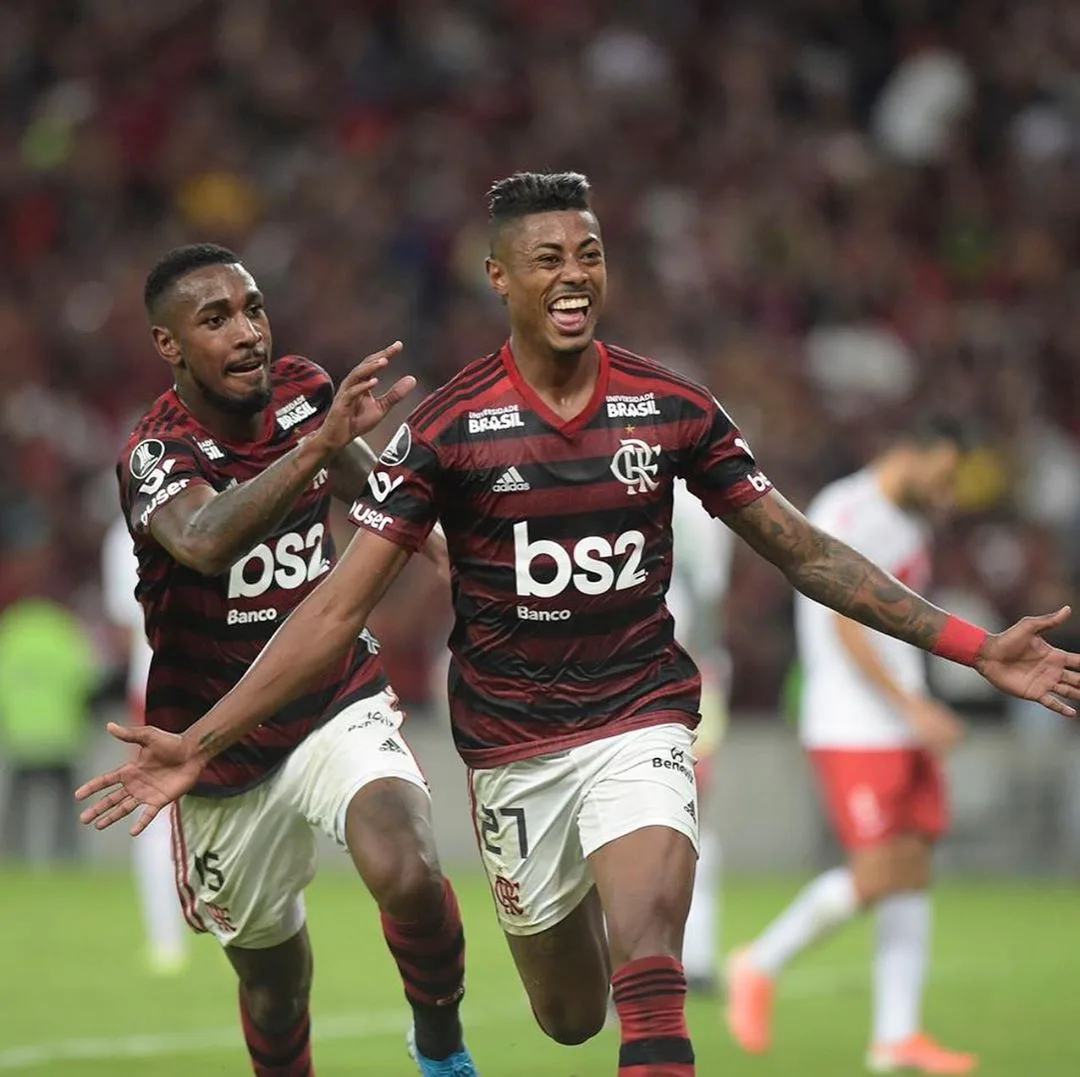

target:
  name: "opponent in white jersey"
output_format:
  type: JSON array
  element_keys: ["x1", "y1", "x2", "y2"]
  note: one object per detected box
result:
[
  {"x1": 670, "y1": 479, "x2": 733, "y2": 995},
  {"x1": 728, "y1": 418, "x2": 979, "y2": 1075},
  {"x1": 101, "y1": 516, "x2": 188, "y2": 975},
  {"x1": 798, "y1": 468, "x2": 932, "y2": 749}
]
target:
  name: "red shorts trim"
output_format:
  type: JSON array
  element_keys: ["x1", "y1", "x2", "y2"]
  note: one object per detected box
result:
[
  {"x1": 168, "y1": 803, "x2": 208, "y2": 934},
  {"x1": 809, "y1": 747, "x2": 948, "y2": 850}
]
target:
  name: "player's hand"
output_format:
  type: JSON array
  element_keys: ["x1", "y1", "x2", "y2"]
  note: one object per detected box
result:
[
  {"x1": 315, "y1": 342, "x2": 416, "y2": 454},
  {"x1": 902, "y1": 696, "x2": 966, "y2": 755},
  {"x1": 75, "y1": 724, "x2": 202, "y2": 836},
  {"x1": 975, "y1": 606, "x2": 1080, "y2": 718}
]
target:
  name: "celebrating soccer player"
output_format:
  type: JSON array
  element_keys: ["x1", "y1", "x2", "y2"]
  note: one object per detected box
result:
[
  {"x1": 728, "y1": 417, "x2": 979, "y2": 1074},
  {"x1": 78, "y1": 180, "x2": 1080, "y2": 1077},
  {"x1": 78, "y1": 245, "x2": 477, "y2": 1077}
]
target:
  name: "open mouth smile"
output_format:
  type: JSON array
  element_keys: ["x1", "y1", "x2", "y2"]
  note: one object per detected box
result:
[{"x1": 548, "y1": 295, "x2": 591, "y2": 335}]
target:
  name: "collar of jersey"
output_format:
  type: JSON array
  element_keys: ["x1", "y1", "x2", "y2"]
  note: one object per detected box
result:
[{"x1": 499, "y1": 340, "x2": 610, "y2": 437}]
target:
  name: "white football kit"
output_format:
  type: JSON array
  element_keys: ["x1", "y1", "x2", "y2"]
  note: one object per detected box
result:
[{"x1": 796, "y1": 469, "x2": 931, "y2": 750}]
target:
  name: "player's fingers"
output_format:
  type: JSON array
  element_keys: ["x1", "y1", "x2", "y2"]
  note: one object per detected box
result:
[
  {"x1": 131, "y1": 803, "x2": 161, "y2": 838},
  {"x1": 341, "y1": 341, "x2": 404, "y2": 388},
  {"x1": 75, "y1": 770, "x2": 122, "y2": 802},
  {"x1": 340, "y1": 378, "x2": 380, "y2": 401},
  {"x1": 1059, "y1": 649, "x2": 1080, "y2": 671},
  {"x1": 375, "y1": 375, "x2": 417, "y2": 414},
  {"x1": 338, "y1": 360, "x2": 387, "y2": 394},
  {"x1": 105, "y1": 721, "x2": 152, "y2": 746},
  {"x1": 1053, "y1": 678, "x2": 1080, "y2": 701},
  {"x1": 1039, "y1": 692, "x2": 1076, "y2": 719},
  {"x1": 94, "y1": 795, "x2": 140, "y2": 831},
  {"x1": 1030, "y1": 606, "x2": 1072, "y2": 634},
  {"x1": 364, "y1": 340, "x2": 403, "y2": 364},
  {"x1": 78, "y1": 786, "x2": 130, "y2": 824}
]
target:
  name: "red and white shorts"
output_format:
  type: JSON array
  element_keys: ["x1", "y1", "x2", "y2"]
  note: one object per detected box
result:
[
  {"x1": 169, "y1": 688, "x2": 428, "y2": 949},
  {"x1": 808, "y1": 747, "x2": 948, "y2": 850}
]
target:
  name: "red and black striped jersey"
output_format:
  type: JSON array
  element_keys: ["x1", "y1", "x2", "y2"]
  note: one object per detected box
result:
[
  {"x1": 348, "y1": 341, "x2": 770, "y2": 768},
  {"x1": 119, "y1": 355, "x2": 386, "y2": 796}
]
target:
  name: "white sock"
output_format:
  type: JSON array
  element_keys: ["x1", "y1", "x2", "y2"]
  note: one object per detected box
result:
[
  {"x1": 751, "y1": 866, "x2": 859, "y2": 977},
  {"x1": 873, "y1": 891, "x2": 930, "y2": 1045},
  {"x1": 132, "y1": 810, "x2": 186, "y2": 960},
  {"x1": 683, "y1": 831, "x2": 720, "y2": 980}
]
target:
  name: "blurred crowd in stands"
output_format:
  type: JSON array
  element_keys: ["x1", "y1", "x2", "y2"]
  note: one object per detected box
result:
[{"x1": 4, "y1": 0, "x2": 1080, "y2": 709}]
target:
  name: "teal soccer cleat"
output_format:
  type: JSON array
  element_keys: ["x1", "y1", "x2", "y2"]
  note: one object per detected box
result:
[{"x1": 407, "y1": 1026, "x2": 479, "y2": 1076}]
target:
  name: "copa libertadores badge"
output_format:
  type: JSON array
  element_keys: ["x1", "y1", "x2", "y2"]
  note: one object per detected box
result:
[{"x1": 130, "y1": 439, "x2": 165, "y2": 480}]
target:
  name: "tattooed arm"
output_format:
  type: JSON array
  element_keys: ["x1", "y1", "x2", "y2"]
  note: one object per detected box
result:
[
  {"x1": 152, "y1": 345, "x2": 411, "y2": 576},
  {"x1": 723, "y1": 490, "x2": 948, "y2": 649},
  {"x1": 724, "y1": 489, "x2": 1080, "y2": 716},
  {"x1": 152, "y1": 436, "x2": 336, "y2": 576}
]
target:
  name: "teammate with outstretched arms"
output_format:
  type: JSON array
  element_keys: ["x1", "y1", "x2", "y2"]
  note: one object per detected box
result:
[
  {"x1": 80, "y1": 244, "x2": 477, "y2": 1077},
  {"x1": 79, "y1": 182, "x2": 1080, "y2": 1077}
]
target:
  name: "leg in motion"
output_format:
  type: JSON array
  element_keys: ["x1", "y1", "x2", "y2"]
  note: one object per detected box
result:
[
  {"x1": 729, "y1": 748, "x2": 925, "y2": 1056},
  {"x1": 503, "y1": 887, "x2": 612, "y2": 1046},
  {"x1": 228, "y1": 927, "x2": 314, "y2": 1077},
  {"x1": 345, "y1": 777, "x2": 475, "y2": 1075},
  {"x1": 593, "y1": 825, "x2": 698, "y2": 1077},
  {"x1": 866, "y1": 836, "x2": 976, "y2": 1075}
]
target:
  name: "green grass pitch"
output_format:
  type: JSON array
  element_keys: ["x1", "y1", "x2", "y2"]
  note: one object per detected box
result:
[{"x1": 0, "y1": 869, "x2": 1076, "y2": 1075}]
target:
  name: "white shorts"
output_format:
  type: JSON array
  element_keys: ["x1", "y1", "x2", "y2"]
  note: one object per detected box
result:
[
  {"x1": 169, "y1": 688, "x2": 427, "y2": 949},
  {"x1": 468, "y1": 722, "x2": 699, "y2": 936}
]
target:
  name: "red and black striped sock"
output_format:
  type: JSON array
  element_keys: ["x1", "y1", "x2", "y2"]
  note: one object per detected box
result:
[
  {"x1": 380, "y1": 876, "x2": 466, "y2": 1060},
  {"x1": 239, "y1": 992, "x2": 313, "y2": 1077},
  {"x1": 611, "y1": 955, "x2": 695, "y2": 1076}
]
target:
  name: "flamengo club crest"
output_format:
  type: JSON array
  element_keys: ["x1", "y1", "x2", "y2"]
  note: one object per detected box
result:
[{"x1": 610, "y1": 438, "x2": 661, "y2": 495}]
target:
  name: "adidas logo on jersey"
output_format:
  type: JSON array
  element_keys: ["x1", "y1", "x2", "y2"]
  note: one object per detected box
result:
[
  {"x1": 378, "y1": 738, "x2": 406, "y2": 754},
  {"x1": 492, "y1": 467, "x2": 530, "y2": 492}
]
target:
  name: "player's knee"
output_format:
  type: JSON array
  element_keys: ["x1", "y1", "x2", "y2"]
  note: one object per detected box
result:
[
  {"x1": 852, "y1": 835, "x2": 933, "y2": 903},
  {"x1": 607, "y1": 891, "x2": 687, "y2": 965},
  {"x1": 368, "y1": 843, "x2": 445, "y2": 922},
  {"x1": 347, "y1": 782, "x2": 445, "y2": 919},
  {"x1": 242, "y1": 978, "x2": 311, "y2": 1034},
  {"x1": 534, "y1": 997, "x2": 607, "y2": 1045},
  {"x1": 380, "y1": 860, "x2": 446, "y2": 922}
]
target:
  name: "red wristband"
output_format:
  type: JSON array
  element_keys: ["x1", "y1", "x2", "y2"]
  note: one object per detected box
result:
[{"x1": 932, "y1": 615, "x2": 988, "y2": 667}]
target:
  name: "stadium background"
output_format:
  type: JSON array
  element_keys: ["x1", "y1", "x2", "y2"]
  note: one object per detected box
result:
[{"x1": 1, "y1": 1, "x2": 1079, "y2": 1073}]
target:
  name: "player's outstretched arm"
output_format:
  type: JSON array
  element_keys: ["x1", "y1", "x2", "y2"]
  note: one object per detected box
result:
[
  {"x1": 724, "y1": 489, "x2": 1080, "y2": 716},
  {"x1": 153, "y1": 344, "x2": 414, "y2": 575},
  {"x1": 76, "y1": 528, "x2": 412, "y2": 833}
]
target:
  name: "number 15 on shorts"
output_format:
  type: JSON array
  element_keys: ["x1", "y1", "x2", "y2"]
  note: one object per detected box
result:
[{"x1": 479, "y1": 804, "x2": 529, "y2": 859}]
